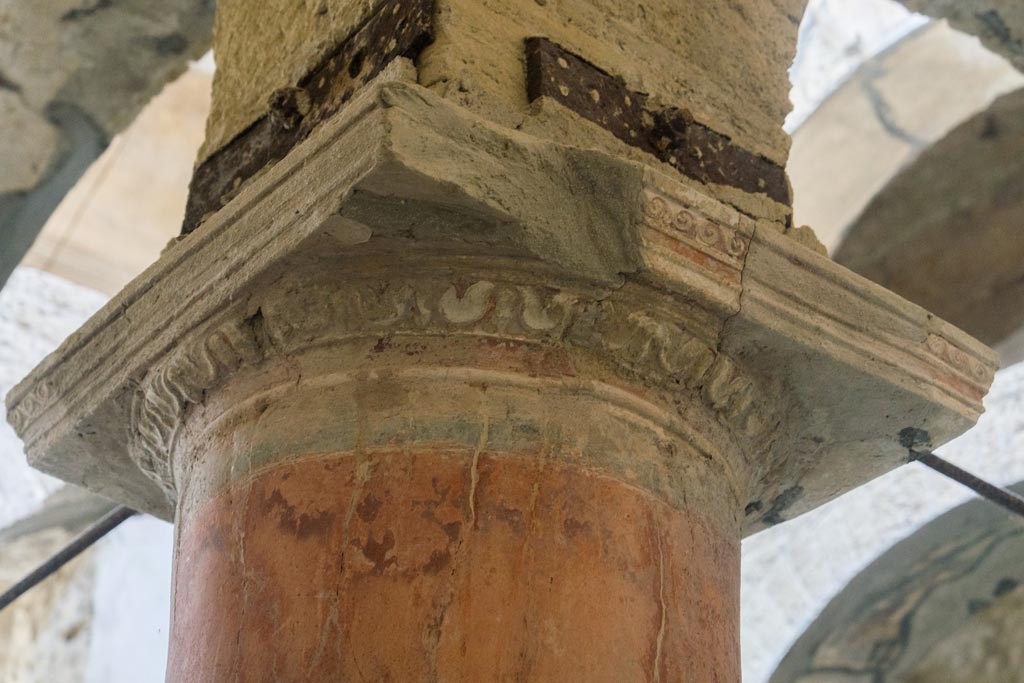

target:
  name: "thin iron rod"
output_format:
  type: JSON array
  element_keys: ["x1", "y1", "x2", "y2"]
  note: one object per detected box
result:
[
  {"x1": 0, "y1": 505, "x2": 135, "y2": 612},
  {"x1": 916, "y1": 451, "x2": 1024, "y2": 519}
]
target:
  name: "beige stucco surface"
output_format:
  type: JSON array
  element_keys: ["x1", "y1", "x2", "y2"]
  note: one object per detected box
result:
[
  {"x1": 772, "y1": 479, "x2": 1024, "y2": 683},
  {"x1": 200, "y1": 0, "x2": 373, "y2": 164},
  {"x1": 0, "y1": 0, "x2": 214, "y2": 286},
  {"x1": 788, "y1": 21, "x2": 1024, "y2": 252},
  {"x1": 836, "y1": 87, "x2": 1024, "y2": 366},
  {"x1": 904, "y1": 585, "x2": 1024, "y2": 683},
  {"x1": 22, "y1": 68, "x2": 211, "y2": 296},
  {"x1": 902, "y1": 0, "x2": 1024, "y2": 72}
]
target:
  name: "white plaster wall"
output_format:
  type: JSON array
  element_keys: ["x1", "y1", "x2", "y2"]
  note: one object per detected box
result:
[
  {"x1": 0, "y1": 268, "x2": 172, "y2": 683},
  {"x1": 0, "y1": 268, "x2": 106, "y2": 529},
  {"x1": 787, "y1": 0, "x2": 927, "y2": 130},
  {"x1": 84, "y1": 515, "x2": 173, "y2": 683},
  {"x1": 0, "y1": 269, "x2": 106, "y2": 683}
]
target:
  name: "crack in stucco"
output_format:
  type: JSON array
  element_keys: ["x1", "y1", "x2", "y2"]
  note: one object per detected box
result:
[
  {"x1": 653, "y1": 528, "x2": 668, "y2": 683},
  {"x1": 718, "y1": 223, "x2": 794, "y2": 525},
  {"x1": 60, "y1": 0, "x2": 113, "y2": 22},
  {"x1": 974, "y1": 9, "x2": 1024, "y2": 58},
  {"x1": 467, "y1": 413, "x2": 489, "y2": 526},
  {"x1": 859, "y1": 62, "x2": 928, "y2": 150},
  {"x1": 231, "y1": 488, "x2": 248, "y2": 683},
  {"x1": 0, "y1": 69, "x2": 22, "y2": 93},
  {"x1": 336, "y1": 455, "x2": 375, "y2": 680}
]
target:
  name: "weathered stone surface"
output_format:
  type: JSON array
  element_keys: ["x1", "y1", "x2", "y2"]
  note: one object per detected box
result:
[
  {"x1": 835, "y1": 88, "x2": 1024, "y2": 367},
  {"x1": 0, "y1": 486, "x2": 115, "y2": 545},
  {"x1": 905, "y1": 584, "x2": 1024, "y2": 683},
  {"x1": 901, "y1": 0, "x2": 1024, "y2": 72},
  {"x1": 426, "y1": 0, "x2": 806, "y2": 169},
  {"x1": 1, "y1": 30, "x2": 998, "y2": 683},
  {"x1": 199, "y1": 0, "x2": 374, "y2": 165},
  {"x1": 0, "y1": 528, "x2": 94, "y2": 683},
  {"x1": 199, "y1": 0, "x2": 806, "y2": 226},
  {"x1": 206, "y1": 0, "x2": 805, "y2": 167},
  {"x1": 183, "y1": 0, "x2": 433, "y2": 234},
  {"x1": 741, "y1": 358, "x2": 1024, "y2": 683},
  {"x1": 0, "y1": 93, "x2": 59, "y2": 195},
  {"x1": 524, "y1": 37, "x2": 791, "y2": 209},
  {"x1": 772, "y1": 482, "x2": 1024, "y2": 683},
  {"x1": 0, "y1": 0, "x2": 214, "y2": 286}
]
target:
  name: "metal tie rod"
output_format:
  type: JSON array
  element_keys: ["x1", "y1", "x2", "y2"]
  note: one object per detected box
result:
[
  {"x1": 0, "y1": 505, "x2": 135, "y2": 612},
  {"x1": 915, "y1": 451, "x2": 1024, "y2": 519}
]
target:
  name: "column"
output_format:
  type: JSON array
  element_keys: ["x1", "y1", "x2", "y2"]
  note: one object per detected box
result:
[{"x1": 5, "y1": 0, "x2": 996, "y2": 681}]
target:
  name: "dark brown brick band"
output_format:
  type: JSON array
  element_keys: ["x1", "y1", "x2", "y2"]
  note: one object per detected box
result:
[
  {"x1": 181, "y1": 0, "x2": 435, "y2": 235},
  {"x1": 525, "y1": 37, "x2": 790, "y2": 206}
]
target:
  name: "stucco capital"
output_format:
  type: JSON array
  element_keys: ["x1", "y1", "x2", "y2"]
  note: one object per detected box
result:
[{"x1": 6, "y1": 80, "x2": 996, "y2": 533}]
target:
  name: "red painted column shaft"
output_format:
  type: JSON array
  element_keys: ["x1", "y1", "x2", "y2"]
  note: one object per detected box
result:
[{"x1": 167, "y1": 450, "x2": 739, "y2": 682}]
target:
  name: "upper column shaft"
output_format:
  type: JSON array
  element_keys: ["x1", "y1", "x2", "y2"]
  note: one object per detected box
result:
[{"x1": 186, "y1": 0, "x2": 808, "y2": 233}]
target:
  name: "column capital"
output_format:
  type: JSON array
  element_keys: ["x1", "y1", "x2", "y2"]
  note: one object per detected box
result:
[{"x1": 6, "y1": 78, "x2": 996, "y2": 534}]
